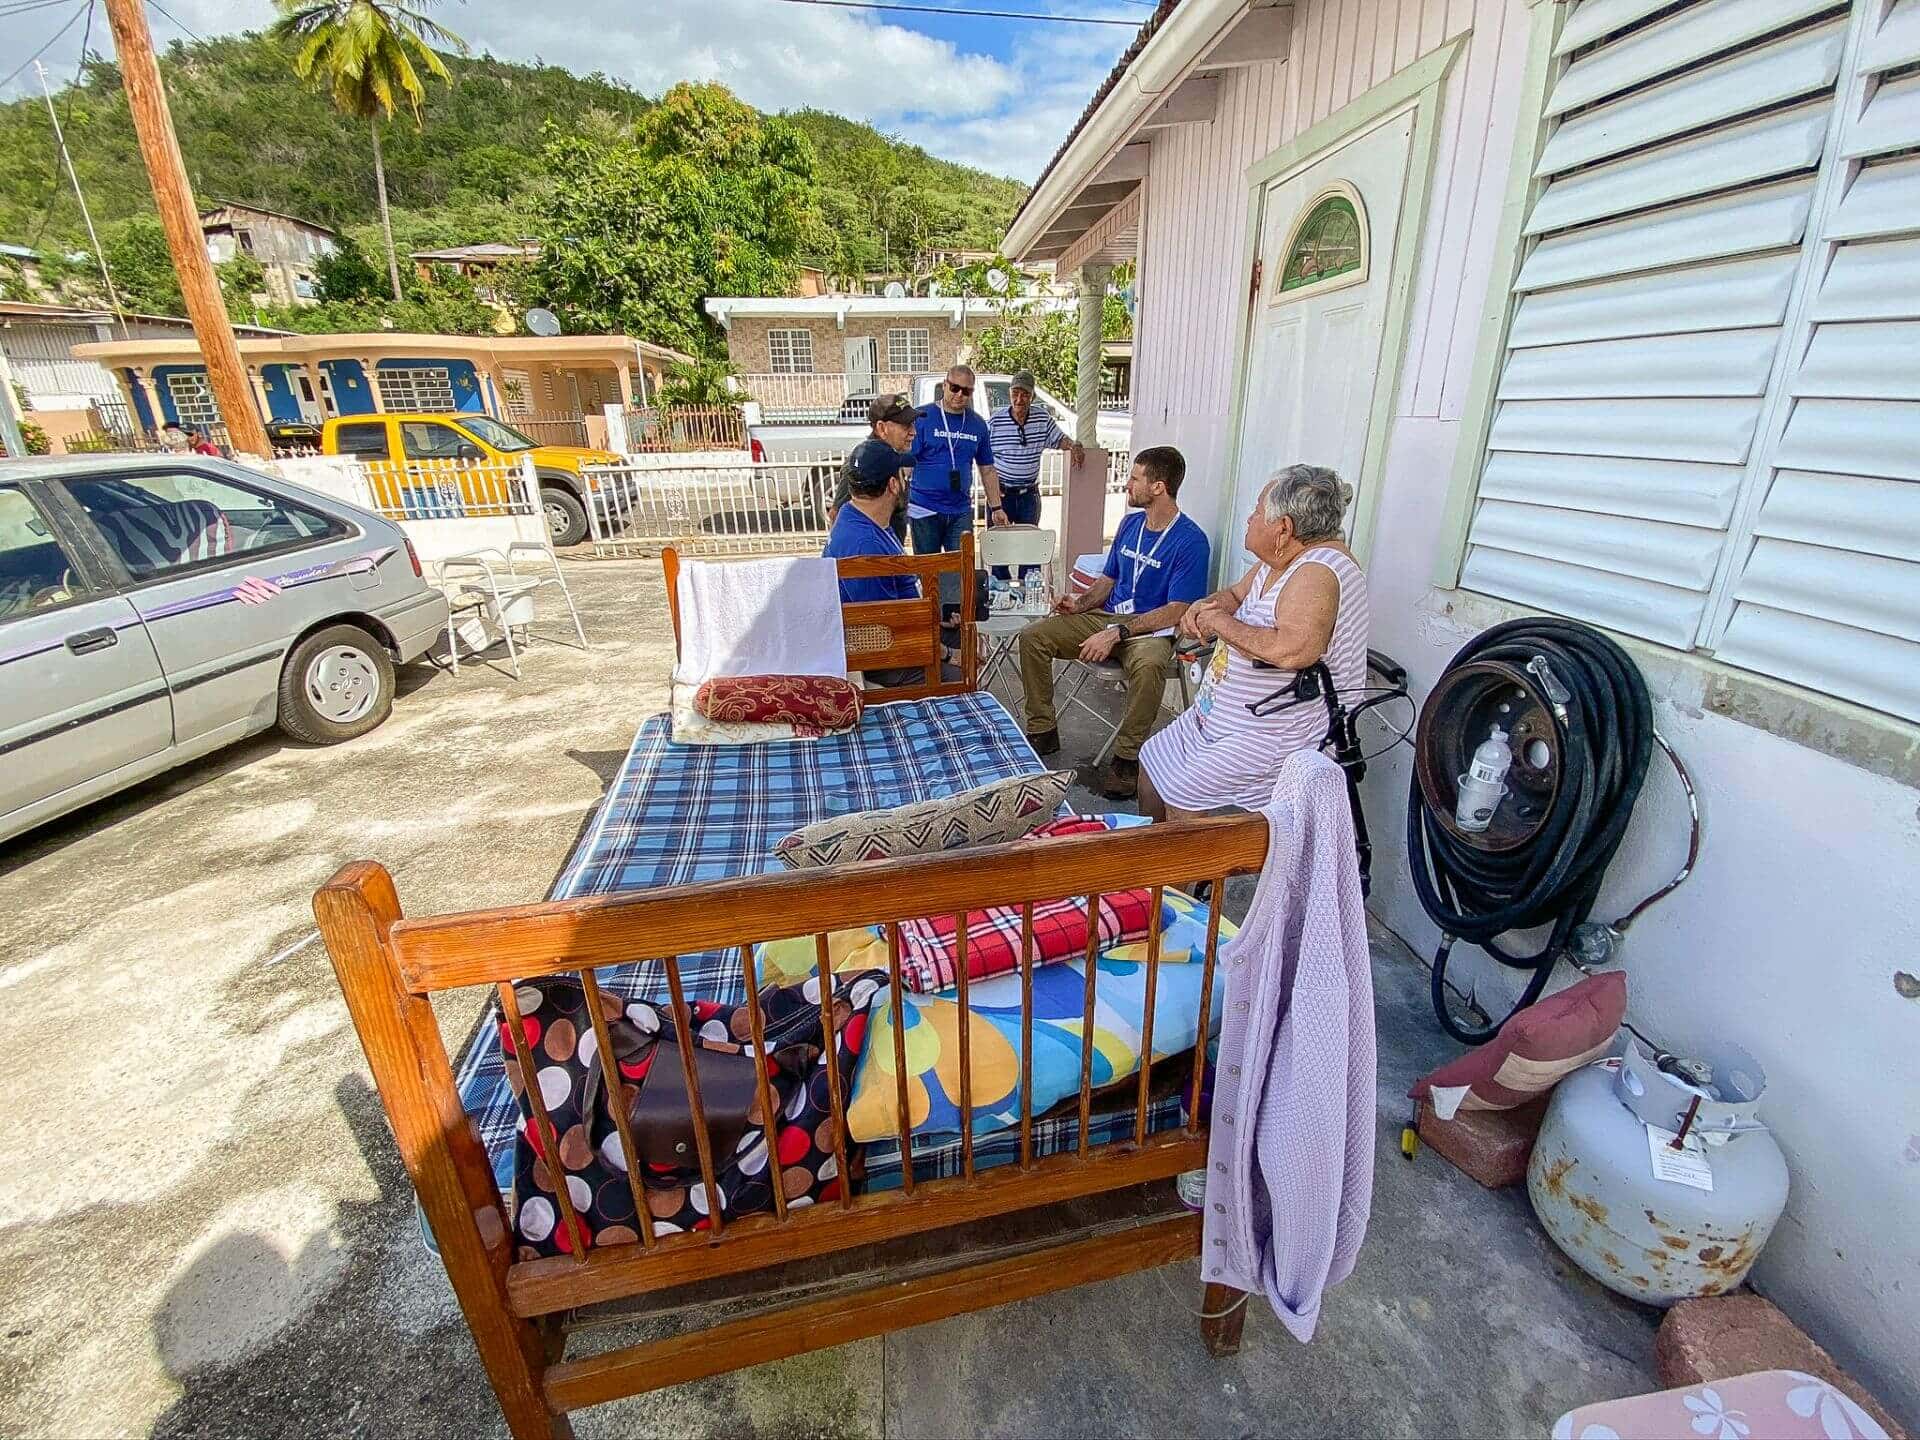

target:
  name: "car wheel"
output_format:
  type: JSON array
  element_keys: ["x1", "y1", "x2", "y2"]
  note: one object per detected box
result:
[
  {"x1": 543, "y1": 485, "x2": 589, "y2": 547},
  {"x1": 278, "y1": 624, "x2": 395, "y2": 745}
]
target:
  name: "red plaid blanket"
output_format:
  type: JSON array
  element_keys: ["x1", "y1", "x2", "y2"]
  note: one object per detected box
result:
[{"x1": 896, "y1": 818, "x2": 1156, "y2": 992}]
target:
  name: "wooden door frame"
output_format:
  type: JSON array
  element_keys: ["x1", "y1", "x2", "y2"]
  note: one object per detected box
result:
[{"x1": 1217, "y1": 35, "x2": 1466, "y2": 574}]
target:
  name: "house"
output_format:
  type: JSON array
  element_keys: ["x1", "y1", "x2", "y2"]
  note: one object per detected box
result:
[
  {"x1": 409, "y1": 240, "x2": 542, "y2": 304},
  {"x1": 703, "y1": 293, "x2": 1072, "y2": 420},
  {"x1": 0, "y1": 299, "x2": 286, "y2": 451},
  {"x1": 1006, "y1": 0, "x2": 1919, "y2": 1421},
  {"x1": 71, "y1": 331, "x2": 695, "y2": 446},
  {"x1": 199, "y1": 202, "x2": 337, "y2": 306}
]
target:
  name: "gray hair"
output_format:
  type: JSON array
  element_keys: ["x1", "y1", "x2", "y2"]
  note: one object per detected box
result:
[{"x1": 1260, "y1": 464, "x2": 1351, "y2": 542}]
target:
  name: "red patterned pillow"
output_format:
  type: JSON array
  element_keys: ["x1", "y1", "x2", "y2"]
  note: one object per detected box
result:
[
  {"x1": 1410, "y1": 971, "x2": 1627, "y2": 1113},
  {"x1": 694, "y1": 675, "x2": 863, "y2": 734}
]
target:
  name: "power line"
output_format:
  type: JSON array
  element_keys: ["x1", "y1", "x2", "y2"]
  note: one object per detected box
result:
[
  {"x1": 25, "y1": 0, "x2": 95, "y2": 251},
  {"x1": 760, "y1": 0, "x2": 1140, "y2": 26},
  {"x1": 0, "y1": 0, "x2": 82, "y2": 18},
  {"x1": 145, "y1": 0, "x2": 202, "y2": 43},
  {"x1": 1, "y1": 1, "x2": 88, "y2": 92}
]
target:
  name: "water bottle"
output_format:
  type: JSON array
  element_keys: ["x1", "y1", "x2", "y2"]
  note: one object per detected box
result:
[
  {"x1": 1023, "y1": 569, "x2": 1044, "y2": 613},
  {"x1": 1455, "y1": 724, "x2": 1512, "y2": 832}
]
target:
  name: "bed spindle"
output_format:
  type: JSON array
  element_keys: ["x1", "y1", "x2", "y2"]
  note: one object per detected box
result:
[
  {"x1": 1018, "y1": 900, "x2": 1035, "y2": 1171},
  {"x1": 1076, "y1": 891, "x2": 1101, "y2": 1158},
  {"x1": 1134, "y1": 886, "x2": 1164, "y2": 1148},
  {"x1": 1188, "y1": 874, "x2": 1229, "y2": 1136},
  {"x1": 812, "y1": 935, "x2": 855, "y2": 1209},
  {"x1": 578, "y1": 970, "x2": 658, "y2": 1248},
  {"x1": 496, "y1": 981, "x2": 591, "y2": 1260},
  {"x1": 661, "y1": 957, "x2": 725, "y2": 1238},
  {"x1": 735, "y1": 946, "x2": 789, "y2": 1223},
  {"x1": 885, "y1": 922, "x2": 915, "y2": 1194},
  {"x1": 954, "y1": 912, "x2": 974, "y2": 1180}
]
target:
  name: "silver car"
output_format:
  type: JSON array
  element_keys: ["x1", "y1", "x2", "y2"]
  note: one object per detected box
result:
[{"x1": 1, "y1": 454, "x2": 449, "y2": 845}]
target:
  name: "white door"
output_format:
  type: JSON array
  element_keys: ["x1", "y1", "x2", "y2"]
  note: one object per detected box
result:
[
  {"x1": 844, "y1": 337, "x2": 878, "y2": 395},
  {"x1": 1230, "y1": 108, "x2": 1415, "y2": 565}
]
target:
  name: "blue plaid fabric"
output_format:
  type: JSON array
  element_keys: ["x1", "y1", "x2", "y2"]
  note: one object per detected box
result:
[
  {"x1": 861, "y1": 1092, "x2": 1191, "y2": 1190},
  {"x1": 454, "y1": 692, "x2": 1048, "y2": 1195}
]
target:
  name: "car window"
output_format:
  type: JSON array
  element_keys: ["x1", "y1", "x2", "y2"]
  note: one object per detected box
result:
[
  {"x1": 64, "y1": 469, "x2": 345, "y2": 582},
  {"x1": 0, "y1": 484, "x2": 88, "y2": 621},
  {"x1": 401, "y1": 422, "x2": 473, "y2": 461},
  {"x1": 333, "y1": 422, "x2": 391, "y2": 460},
  {"x1": 983, "y1": 380, "x2": 1011, "y2": 414}
]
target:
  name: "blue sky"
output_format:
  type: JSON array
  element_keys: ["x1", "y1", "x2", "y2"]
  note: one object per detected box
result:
[{"x1": 2, "y1": 0, "x2": 1145, "y2": 181}]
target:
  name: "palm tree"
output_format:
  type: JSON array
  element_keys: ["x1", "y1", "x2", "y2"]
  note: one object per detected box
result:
[{"x1": 272, "y1": 0, "x2": 467, "y2": 302}]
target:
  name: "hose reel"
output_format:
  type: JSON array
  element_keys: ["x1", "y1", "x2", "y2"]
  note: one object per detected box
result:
[{"x1": 1407, "y1": 618, "x2": 1698, "y2": 1045}]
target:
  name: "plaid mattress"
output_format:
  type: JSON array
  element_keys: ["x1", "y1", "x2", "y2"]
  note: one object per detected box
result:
[
  {"x1": 454, "y1": 691, "x2": 1058, "y2": 1195},
  {"x1": 861, "y1": 1091, "x2": 1189, "y2": 1190}
]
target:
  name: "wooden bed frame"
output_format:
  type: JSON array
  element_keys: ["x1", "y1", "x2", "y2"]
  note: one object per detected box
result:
[{"x1": 315, "y1": 536, "x2": 1268, "y2": 1438}]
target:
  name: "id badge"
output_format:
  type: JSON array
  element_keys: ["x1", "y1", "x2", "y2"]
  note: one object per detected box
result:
[{"x1": 1114, "y1": 599, "x2": 1135, "y2": 615}]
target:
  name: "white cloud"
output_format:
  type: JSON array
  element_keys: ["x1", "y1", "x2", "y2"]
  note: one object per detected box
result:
[{"x1": 4, "y1": 0, "x2": 1133, "y2": 182}]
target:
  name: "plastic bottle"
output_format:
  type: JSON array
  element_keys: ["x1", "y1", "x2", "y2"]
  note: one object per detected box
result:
[
  {"x1": 1455, "y1": 724, "x2": 1512, "y2": 832},
  {"x1": 1023, "y1": 569, "x2": 1044, "y2": 613}
]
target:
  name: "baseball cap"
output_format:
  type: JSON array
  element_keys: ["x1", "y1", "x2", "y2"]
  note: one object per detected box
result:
[
  {"x1": 847, "y1": 437, "x2": 909, "y2": 491},
  {"x1": 866, "y1": 392, "x2": 915, "y2": 426},
  {"x1": 1010, "y1": 370, "x2": 1037, "y2": 393}
]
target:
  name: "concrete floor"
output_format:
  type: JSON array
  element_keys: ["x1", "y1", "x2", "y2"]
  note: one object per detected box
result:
[{"x1": 0, "y1": 557, "x2": 1660, "y2": 1438}]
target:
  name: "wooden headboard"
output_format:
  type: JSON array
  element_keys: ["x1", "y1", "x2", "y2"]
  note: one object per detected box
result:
[{"x1": 662, "y1": 534, "x2": 977, "y2": 701}]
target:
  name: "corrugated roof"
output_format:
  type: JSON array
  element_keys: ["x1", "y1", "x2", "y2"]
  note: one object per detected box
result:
[{"x1": 1008, "y1": 0, "x2": 1183, "y2": 233}]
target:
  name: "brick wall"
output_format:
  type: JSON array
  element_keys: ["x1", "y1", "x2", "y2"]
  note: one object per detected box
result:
[{"x1": 725, "y1": 313, "x2": 1000, "y2": 375}]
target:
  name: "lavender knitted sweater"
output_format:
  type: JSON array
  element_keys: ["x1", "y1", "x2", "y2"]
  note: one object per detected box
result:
[{"x1": 1200, "y1": 749, "x2": 1376, "y2": 1341}]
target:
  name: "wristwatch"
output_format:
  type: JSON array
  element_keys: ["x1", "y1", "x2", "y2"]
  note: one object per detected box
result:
[{"x1": 1107, "y1": 621, "x2": 1129, "y2": 641}]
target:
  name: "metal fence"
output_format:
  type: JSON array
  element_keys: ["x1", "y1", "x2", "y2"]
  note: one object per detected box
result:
[
  {"x1": 511, "y1": 411, "x2": 591, "y2": 447},
  {"x1": 734, "y1": 372, "x2": 916, "y2": 422},
  {"x1": 582, "y1": 447, "x2": 1132, "y2": 559},
  {"x1": 625, "y1": 404, "x2": 748, "y2": 452}
]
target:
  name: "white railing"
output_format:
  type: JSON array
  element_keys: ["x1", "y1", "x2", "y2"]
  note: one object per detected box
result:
[
  {"x1": 579, "y1": 448, "x2": 1133, "y2": 560},
  {"x1": 512, "y1": 411, "x2": 591, "y2": 447},
  {"x1": 734, "y1": 372, "x2": 918, "y2": 422}
]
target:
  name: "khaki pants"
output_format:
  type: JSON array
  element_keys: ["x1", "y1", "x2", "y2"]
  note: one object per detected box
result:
[{"x1": 1017, "y1": 613, "x2": 1174, "y2": 761}]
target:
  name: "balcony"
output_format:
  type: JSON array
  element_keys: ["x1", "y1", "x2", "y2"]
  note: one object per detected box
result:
[{"x1": 734, "y1": 371, "x2": 918, "y2": 423}]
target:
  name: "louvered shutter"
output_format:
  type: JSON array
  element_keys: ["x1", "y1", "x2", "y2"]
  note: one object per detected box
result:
[
  {"x1": 1709, "y1": 1, "x2": 1920, "y2": 722},
  {"x1": 1460, "y1": 0, "x2": 1851, "y2": 650}
]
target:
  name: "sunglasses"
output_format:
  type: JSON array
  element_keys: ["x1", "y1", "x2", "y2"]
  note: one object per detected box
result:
[{"x1": 946, "y1": 383, "x2": 974, "y2": 396}]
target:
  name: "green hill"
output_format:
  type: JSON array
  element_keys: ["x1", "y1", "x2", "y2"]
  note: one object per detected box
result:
[{"x1": 0, "y1": 31, "x2": 1024, "y2": 279}]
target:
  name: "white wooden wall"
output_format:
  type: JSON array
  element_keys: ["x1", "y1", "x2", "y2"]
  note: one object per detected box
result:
[{"x1": 1130, "y1": 0, "x2": 1529, "y2": 547}]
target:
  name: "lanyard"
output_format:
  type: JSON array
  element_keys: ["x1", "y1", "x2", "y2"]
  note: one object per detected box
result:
[{"x1": 1131, "y1": 514, "x2": 1176, "y2": 597}]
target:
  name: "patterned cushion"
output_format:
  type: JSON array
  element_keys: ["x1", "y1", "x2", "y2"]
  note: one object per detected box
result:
[
  {"x1": 845, "y1": 888, "x2": 1236, "y2": 1143},
  {"x1": 772, "y1": 769, "x2": 1071, "y2": 870},
  {"x1": 1410, "y1": 971, "x2": 1627, "y2": 1114},
  {"x1": 693, "y1": 675, "x2": 863, "y2": 735}
]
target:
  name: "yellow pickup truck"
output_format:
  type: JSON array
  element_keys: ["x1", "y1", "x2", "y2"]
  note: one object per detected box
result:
[{"x1": 319, "y1": 412, "x2": 622, "y2": 546}]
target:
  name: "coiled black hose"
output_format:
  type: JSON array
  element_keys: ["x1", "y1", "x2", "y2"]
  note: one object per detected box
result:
[{"x1": 1407, "y1": 618, "x2": 1652, "y2": 1044}]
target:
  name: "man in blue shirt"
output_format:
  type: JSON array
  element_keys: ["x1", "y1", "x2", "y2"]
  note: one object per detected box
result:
[
  {"x1": 1015, "y1": 446, "x2": 1210, "y2": 798},
  {"x1": 906, "y1": 364, "x2": 1006, "y2": 554}
]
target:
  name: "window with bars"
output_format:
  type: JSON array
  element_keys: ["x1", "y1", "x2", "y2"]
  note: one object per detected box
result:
[
  {"x1": 767, "y1": 329, "x2": 815, "y2": 374},
  {"x1": 165, "y1": 373, "x2": 220, "y2": 429},
  {"x1": 887, "y1": 327, "x2": 931, "y2": 373},
  {"x1": 376, "y1": 365, "x2": 457, "y2": 412},
  {"x1": 1458, "y1": 0, "x2": 1920, "y2": 726}
]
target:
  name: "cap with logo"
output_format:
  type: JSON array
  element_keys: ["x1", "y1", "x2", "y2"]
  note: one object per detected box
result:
[{"x1": 865, "y1": 392, "x2": 915, "y2": 426}]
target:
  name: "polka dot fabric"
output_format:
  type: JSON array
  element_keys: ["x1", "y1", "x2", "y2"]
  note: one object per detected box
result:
[{"x1": 502, "y1": 971, "x2": 884, "y2": 1259}]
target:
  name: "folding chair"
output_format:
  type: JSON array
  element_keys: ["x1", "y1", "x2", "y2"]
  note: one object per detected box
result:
[
  {"x1": 1052, "y1": 551, "x2": 1191, "y2": 766},
  {"x1": 432, "y1": 466, "x2": 588, "y2": 679},
  {"x1": 977, "y1": 525, "x2": 1056, "y2": 693}
]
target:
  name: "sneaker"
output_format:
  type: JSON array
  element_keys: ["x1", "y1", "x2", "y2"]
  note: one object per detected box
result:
[
  {"x1": 1101, "y1": 755, "x2": 1138, "y2": 799},
  {"x1": 1028, "y1": 728, "x2": 1061, "y2": 756}
]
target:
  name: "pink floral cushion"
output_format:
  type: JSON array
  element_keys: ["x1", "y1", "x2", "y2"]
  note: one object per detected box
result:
[{"x1": 1552, "y1": 1370, "x2": 1890, "y2": 1440}]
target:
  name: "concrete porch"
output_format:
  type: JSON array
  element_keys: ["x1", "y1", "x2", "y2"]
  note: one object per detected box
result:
[{"x1": 0, "y1": 556, "x2": 1665, "y2": 1438}]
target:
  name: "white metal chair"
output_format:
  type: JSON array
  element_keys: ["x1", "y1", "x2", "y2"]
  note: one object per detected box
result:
[
  {"x1": 1051, "y1": 550, "x2": 1192, "y2": 765},
  {"x1": 977, "y1": 526, "x2": 1057, "y2": 692}
]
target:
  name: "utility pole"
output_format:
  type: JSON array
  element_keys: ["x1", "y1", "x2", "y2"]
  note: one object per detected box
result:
[{"x1": 101, "y1": 0, "x2": 271, "y2": 457}]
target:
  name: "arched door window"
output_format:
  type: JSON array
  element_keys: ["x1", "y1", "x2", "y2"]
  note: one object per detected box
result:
[{"x1": 1274, "y1": 186, "x2": 1368, "y2": 301}]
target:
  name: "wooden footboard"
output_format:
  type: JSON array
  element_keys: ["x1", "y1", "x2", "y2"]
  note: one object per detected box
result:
[{"x1": 316, "y1": 814, "x2": 1267, "y2": 1438}]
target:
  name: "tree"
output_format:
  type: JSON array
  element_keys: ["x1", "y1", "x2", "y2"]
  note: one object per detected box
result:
[
  {"x1": 655, "y1": 359, "x2": 735, "y2": 408},
  {"x1": 972, "y1": 292, "x2": 1132, "y2": 405},
  {"x1": 272, "y1": 0, "x2": 468, "y2": 302},
  {"x1": 217, "y1": 253, "x2": 269, "y2": 317},
  {"x1": 527, "y1": 84, "x2": 816, "y2": 350},
  {"x1": 314, "y1": 233, "x2": 385, "y2": 301},
  {"x1": 99, "y1": 214, "x2": 183, "y2": 313}
]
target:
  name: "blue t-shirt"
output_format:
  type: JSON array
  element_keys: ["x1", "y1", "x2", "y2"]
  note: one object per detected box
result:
[
  {"x1": 824, "y1": 503, "x2": 917, "y2": 604},
  {"x1": 906, "y1": 404, "x2": 996, "y2": 516},
  {"x1": 1101, "y1": 511, "x2": 1210, "y2": 617}
]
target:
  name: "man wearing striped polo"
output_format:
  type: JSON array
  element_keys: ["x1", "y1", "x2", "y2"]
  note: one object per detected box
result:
[{"x1": 986, "y1": 370, "x2": 1082, "y2": 577}]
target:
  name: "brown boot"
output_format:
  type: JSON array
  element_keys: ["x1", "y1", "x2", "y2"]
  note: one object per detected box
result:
[{"x1": 1101, "y1": 755, "x2": 1138, "y2": 800}]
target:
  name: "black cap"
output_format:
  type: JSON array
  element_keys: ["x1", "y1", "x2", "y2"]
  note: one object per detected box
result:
[
  {"x1": 866, "y1": 392, "x2": 915, "y2": 426},
  {"x1": 848, "y1": 438, "x2": 909, "y2": 492}
]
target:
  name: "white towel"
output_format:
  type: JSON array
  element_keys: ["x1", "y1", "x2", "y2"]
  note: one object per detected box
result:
[{"x1": 672, "y1": 555, "x2": 847, "y2": 684}]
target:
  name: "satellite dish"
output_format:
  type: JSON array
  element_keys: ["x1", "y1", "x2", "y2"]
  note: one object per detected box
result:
[
  {"x1": 883, "y1": 280, "x2": 907, "y2": 300},
  {"x1": 525, "y1": 307, "x2": 562, "y2": 337},
  {"x1": 986, "y1": 267, "x2": 1009, "y2": 294}
]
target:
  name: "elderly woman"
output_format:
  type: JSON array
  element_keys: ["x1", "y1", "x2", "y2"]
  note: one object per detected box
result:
[{"x1": 1138, "y1": 464, "x2": 1371, "y2": 822}]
